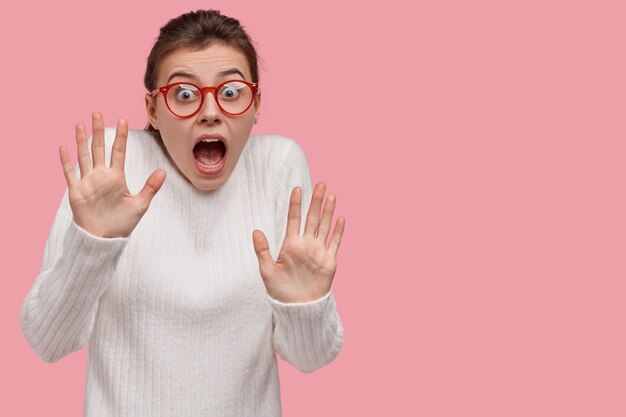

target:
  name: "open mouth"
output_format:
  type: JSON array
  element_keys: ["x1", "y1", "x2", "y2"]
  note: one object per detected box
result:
[{"x1": 193, "y1": 139, "x2": 227, "y2": 174}]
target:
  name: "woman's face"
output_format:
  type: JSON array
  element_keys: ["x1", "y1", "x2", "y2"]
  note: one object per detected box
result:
[{"x1": 145, "y1": 43, "x2": 260, "y2": 191}]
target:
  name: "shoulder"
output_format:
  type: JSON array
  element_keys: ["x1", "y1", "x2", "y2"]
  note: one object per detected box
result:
[
  {"x1": 237, "y1": 134, "x2": 310, "y2": 190},
  {"x1": 245, "y1": 133, "x2": 300, "y2": 151},
  {"x1": 244, "y1": 134, "x2": 308, "y2": 166}
]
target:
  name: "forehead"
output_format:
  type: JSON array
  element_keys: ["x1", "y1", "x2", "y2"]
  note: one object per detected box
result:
[{"x1": 158, "y1": 43, "x2": 252, "y2": 84}]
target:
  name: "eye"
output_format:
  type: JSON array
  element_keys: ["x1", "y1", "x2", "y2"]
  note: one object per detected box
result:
[
  {"x1": 219, "y1": 82, "x2": 246, "y2": 101},
  {"x1": 173, "y1": 84, "x2": 200, "y2": 102}
]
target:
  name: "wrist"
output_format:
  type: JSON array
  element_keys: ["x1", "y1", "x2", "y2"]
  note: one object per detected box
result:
[
  {"x1": 267, "y1": 288, "x2": 332, "y2": 305},
  {"x1": 72, "y1": 218, "x2": 130, "y2": 239}
]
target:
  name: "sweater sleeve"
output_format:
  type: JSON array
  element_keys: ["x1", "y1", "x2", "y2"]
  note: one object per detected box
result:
[
  {"x1": 20, "y1": 174, "x2": 130, "y2": 363},
  {"x1": 20, "y1": 128, "x2": 130, "y2": 362},
  {"x1": 269, "y1": 138, "x2": 344, "y2": 372}
]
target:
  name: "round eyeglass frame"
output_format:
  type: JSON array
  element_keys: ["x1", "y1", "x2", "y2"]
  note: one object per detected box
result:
[{"x1": 150, "y1": 79, "x2": 259, "y2": 118}]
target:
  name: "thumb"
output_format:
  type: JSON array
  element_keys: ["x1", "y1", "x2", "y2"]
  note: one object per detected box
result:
[
  {"x1": 138, "y1": 169, "x2": 166, "y2": 206},
  {"x1": 252, "y1": 230, "x2": 273, "y2": 267}
]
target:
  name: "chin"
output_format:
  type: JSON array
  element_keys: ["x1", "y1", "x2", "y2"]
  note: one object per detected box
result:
[
  {"x1": 189, "y1": 178, "x2": 225, "y2": 191},
  {"x1": 188, "y1": 171, "x2": 231, "y2": 191},
  {"x1": 193, "y1": 183, "x2": 223, "y2": 191}
]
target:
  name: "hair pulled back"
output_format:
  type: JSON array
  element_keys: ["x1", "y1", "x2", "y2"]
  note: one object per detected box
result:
[{"x1": 143, "y1": 10, "x2": 261, "y2": 134}]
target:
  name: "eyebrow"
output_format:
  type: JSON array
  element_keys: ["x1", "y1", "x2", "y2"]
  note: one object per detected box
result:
[{"x1": 167, "y1": 68, "x2": 246, "y2": 84}]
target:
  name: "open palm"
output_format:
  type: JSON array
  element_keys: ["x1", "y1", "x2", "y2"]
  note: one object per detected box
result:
[
  {"x1": 252, "y1": 182, "x2": 346, "y2": 303},
  {"x1": 59, "y1": 112, "x2": 166, "y2": 238}
]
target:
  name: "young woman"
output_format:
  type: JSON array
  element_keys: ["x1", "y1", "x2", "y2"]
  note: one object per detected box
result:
[{"x1": 21, "y1": 10, "x2": 345, "y2": 417}]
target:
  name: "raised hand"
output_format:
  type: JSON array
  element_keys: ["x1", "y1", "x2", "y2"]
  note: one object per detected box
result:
[
  {"x1": 58, "y1": 112, "x2": 166, "y2": 238},
  {"x1": 252, "y1": 182, "x2": 346, "y2": 303}
]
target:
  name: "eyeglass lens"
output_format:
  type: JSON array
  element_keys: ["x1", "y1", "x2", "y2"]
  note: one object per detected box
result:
[{"x1": 166, "y1": 82, "x2": 253, "y2": 116}]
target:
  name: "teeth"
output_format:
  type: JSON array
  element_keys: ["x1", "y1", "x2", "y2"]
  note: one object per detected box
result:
[{"x1": 201, "y1": 138, "x2": 220, "y2": 143}]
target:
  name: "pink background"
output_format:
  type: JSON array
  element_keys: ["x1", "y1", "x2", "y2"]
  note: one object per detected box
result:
[{"x1": 2, "y1": 0, "x2": 625, "y2": 415}]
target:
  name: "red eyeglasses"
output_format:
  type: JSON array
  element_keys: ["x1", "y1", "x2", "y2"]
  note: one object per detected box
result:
[{"x1": 150, "y1": 80, "x2": 259, "y2": 118}]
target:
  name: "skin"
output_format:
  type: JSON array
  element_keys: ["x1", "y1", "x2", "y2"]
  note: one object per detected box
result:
[
  {"x1": 144, "y1": 43, "x2": 259, "y2": 191},
  {"x1": 58, "y1": 43, "x2": 346, "y2": 303},
  {"x1": 59, "y1": 114, "x2": 166, "y2": 239},
  {"x1": 252, "y1": 183, "x2": 346, "y2": 303}
]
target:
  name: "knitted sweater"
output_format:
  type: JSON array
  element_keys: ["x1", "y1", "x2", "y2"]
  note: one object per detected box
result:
[{"x1": 20, "y1": 129, "x2": 344, "y2": 417}]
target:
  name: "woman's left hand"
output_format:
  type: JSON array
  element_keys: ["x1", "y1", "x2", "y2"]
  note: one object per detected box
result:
[{"x1": 252, "y1": 182, "x2": 345, "y2": 303}]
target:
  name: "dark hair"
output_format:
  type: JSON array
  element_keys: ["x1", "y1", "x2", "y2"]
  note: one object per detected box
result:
[{"x1": 143, "y1": 9, "x2": 261, "y2": 138}]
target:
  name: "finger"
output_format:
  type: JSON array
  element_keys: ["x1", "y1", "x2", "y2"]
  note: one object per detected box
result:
[
  {"x1": 136, "y1": 169, "x2": 167, "y2": 210},
  {"x1": 285, "y1": 187, "x2": 302, "y2": 237},
  {"x1": 252, "y1": 230, "x2": 274, "y2": 269},
  {"x1": 91, "y1": 112, "x2": 106, "y2": 168},
  {"x1": 75, "y1": 123, "x2": 91, "y2": 176},
  {"x1": 303, "y1": 182, "x2": 326, "y2": 237},
  {"x1": 110, "y1": 118, "x2": 128, "y2": 170},
  {"x1": 58, "y1": 146, "x2": 77, "y2": 187},
  {"x1": 317, "y1": 194, "x2": 336, "y2": 243},
  {"x1": 328, "y1": 217, "x2": 346, "y2": 256}
]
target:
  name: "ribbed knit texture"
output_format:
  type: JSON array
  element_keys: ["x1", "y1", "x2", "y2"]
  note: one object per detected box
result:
[{"x1": 20, "y1": 129, "x2": 344, "y2": 417}]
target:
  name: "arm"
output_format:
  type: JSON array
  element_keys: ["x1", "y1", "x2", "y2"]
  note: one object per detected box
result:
[
  {"x1": 21, "y1": 113, "x2": 164, "y2": 363},
  {"x1": 267, "y1": 289, "x2": 344, "y2": 373},
  {"x1": 20, "y1": 189, "x2": 129, "y2": 363},
  {"x1": 254, "y1": 139, "x2": 345, "y2": 372}
]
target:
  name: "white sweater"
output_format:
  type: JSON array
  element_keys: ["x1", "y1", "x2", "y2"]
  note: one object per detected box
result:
[{"x1": 20, "y1": 129, "x2": 344, "y2": 417}]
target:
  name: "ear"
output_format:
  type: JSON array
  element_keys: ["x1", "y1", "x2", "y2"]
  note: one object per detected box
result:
[
  {"x1": 253, "y1": 88, "x2": 262, "y2": 119},
  {"x1": 145, "y1": 94, "x2": 158, "y2": 129}
]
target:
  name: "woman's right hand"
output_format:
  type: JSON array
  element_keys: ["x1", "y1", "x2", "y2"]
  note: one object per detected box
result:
[{"x1": 59, "y1": 112, "x2": 166, "y2": 238}]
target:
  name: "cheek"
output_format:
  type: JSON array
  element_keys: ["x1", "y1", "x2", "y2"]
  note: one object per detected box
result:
[
  {"x1": 160, "y1": 124, "x2": 189, "y2": 158},
  {"x1": 156, "y1": 103, "x2": 170, "y2": 120},
  {"x1": 234, "y1": 123, "x2": 254, "y2": 145},
  {"x1": 237, "y1": 113, "x2": 256, "y2": 131}
]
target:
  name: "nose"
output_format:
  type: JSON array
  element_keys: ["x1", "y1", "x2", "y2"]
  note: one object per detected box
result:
[{"x1": 196, "y1": 90, "x2": 222, "y2": 125}]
